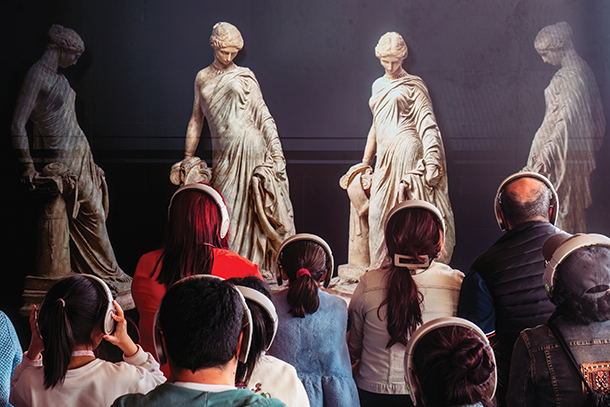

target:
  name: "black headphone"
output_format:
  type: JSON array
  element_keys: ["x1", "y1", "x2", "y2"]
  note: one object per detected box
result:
[
  {"x1": 274, "y1": 233, "x2": 334, "y2": 288},
  {"x1": 494, "y1": 171, "x2": 558, "y2": 231},
  {"x1": 82, "y1": 275, "x2": 117, "y2": 335},
  {"x1": 153, "y1": 275, "x2": 253, "y2": 366}
]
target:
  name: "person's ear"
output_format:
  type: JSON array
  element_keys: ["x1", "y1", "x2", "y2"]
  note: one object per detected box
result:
[{"x1": 499, "y1": 209, "x2": 510, "y2": 230}]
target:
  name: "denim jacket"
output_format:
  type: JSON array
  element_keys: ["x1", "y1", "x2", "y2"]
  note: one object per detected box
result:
[{"x1": 506, "y1": 315, "x2": 610, "y2": 407}]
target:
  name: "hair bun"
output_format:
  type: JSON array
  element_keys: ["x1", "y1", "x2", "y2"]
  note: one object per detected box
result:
[{"x1": 451, "y1": 338, "x2": 494, "y2": 386}]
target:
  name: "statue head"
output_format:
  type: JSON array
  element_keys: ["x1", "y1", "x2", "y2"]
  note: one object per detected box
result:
[
  {"x1": 209, "y1": 22, "x2": 244, "y2": 51},
  {"x1": 534, "y1": 22, "x2": 574, "y2": 65},
  {"x1": 47, "y1": 25, "x2": 85, "y2": 53},
  {"x1": 375, "y1": 32, "x2": 408, "y2": 61}
]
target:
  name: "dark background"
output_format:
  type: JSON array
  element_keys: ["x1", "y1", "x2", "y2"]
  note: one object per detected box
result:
[{"x1": 2, "y1": 0, "x2": 609, "y2": 342}]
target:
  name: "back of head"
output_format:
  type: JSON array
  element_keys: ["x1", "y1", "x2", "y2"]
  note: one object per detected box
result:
[
  {"x1": 159, "y1": 276, "x2": 243, "y2": 372},
  {"x1": 279, "y1": 239, "x2": 330, "y2": 318},
  {"x1": 382, "y1": 204, "x2": 443, "y2": 347},
  {"x1": 535, "y1": 21, "x2": 574, "y2": 52},
  {"x1": 553, "y1": 245, "x2": 610, "y2": 324},
  {"x1": 47, "y1": 25, "x2": 85, "y2": 53},
  {"x1": 229, "y1": 276, "x2": 274, "y2": 385},
  {"x1": 411, "y1": 325, "x2": 496, "y2": 407},
  {"x1": 159, "y1": 185, "x2": 228, "y2": 288},
  {"x1": 499, "y1": 176, "x2": 551, "y2": 227},
  {"x1": 38, "y1": 275, "x2": 106, "y2": 388}
]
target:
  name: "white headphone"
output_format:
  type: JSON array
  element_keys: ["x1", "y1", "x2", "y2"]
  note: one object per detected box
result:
[
  {"x1": 542, "y1": 233, "x2": 610, "y2": 297},
  {"x1": 82, "y1": 275, "x2": 117, "y2": 336},
  {"x1": 153, "y1": 275, "x2": 253, "y2": 365},
  {"x1": 494, "y1": 171, "x2": 558, "y2": 231},
  {"x1": 274, "y1": 233, "x2": 334, "y2": 288},
  {"x1": 235, "y1": 286, "x2": 278, "y2": 351},
  {"x1": 384, "y1": 200, "x2": 445, "y2": 270},
  {"x1": 405, "y1": 317, "x2": 497, "y2": 406},
  {"x1": 168, "y1": 183, "x2": 230, "y2": 239}
]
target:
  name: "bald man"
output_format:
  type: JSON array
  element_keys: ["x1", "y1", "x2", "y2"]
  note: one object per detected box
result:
[{"x1": 457, "y1": 174, "x2": 561, "y2": 406}]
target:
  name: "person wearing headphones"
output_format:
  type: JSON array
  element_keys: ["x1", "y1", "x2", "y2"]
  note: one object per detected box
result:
[
  {"x1": 113, "y1": 276, "x2": 284, "y2": 407},
  {"x1": 506, "y1": 233, "x2": 610, "y2": 407},
  {"x1": 10, "y1": 275, "x2": 165, "y2": 407},
  {"x1": 457, "y1": 171, "x2": 561, "y2": 406},
  {"x1": 348, "y1": 200, "x2": 464, "y2": 407},
  {"x1": 131, "y1": 182, "x2": 262, "y2": 376},
  {"x1": 405, "y1": 317, "x2": 497, "y2": 407},
  {"x1": 268, "y1": 233, "x2": 360, "y2": 407},
  {"x1": 228, "y1": 276, "x2": 309, "y2": 407}
]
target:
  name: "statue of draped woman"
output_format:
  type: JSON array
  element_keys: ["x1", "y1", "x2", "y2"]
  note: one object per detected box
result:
[
  {"x1": 342, "y1": 32, "x2": 455, "y2": 273},
  {"x1": 11, "y1": 25, "x2": 132, "y2": 305},
  {"x1": 175, "y1": 22, "x2": 295, "y2": 271},
  {"x1": 525, "y1": 22, "x2": 605, "y2": 233}
]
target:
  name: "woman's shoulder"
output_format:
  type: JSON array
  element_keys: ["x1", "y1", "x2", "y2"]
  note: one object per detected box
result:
[
  {"x1": 212, "y1": 249, "x2": 261, "y2": 279},
  {"x1": 134, "y1": 250, "x2": 164, "y2": 279}
]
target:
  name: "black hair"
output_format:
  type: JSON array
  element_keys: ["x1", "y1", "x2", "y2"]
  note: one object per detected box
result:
[
  {"x1": 552, "y1": 246, "x2": 610, "y2": 324},
  {"x1": 38, "y1": 275, "x2": 107, "y2": 388},
  {"x1": 500, "y1": 178, "x2": 551, "y2": 225},
  {"x1": 412, "y1": 325, "x2": 496, "y2": 407},
  {"x1": 278, "y1": 240, "x2": 330, "y2": 318},
  {"x1": 159, "y1": 276, "x2": 243, "y2": 372},
  {"x1": 228, "y1": 277, "x2": 274, "y2": 386}
]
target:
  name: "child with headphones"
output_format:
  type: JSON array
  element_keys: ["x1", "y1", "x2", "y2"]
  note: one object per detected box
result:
[
  {"x1": 229, "y1": 276, "x2": 309, "y2": 407},
  {"x1": 10, "y1": 274, "x2": 165, "y2": 407},
  {"x1": 348, "y1": 200, "x2": 464, "y2": 407},
  {"x1": 132, "y1": 182, "x2": 262, "y2": 375},
  {"x1": 268, "y1": 234, "x2": 360, "y2": 407}
]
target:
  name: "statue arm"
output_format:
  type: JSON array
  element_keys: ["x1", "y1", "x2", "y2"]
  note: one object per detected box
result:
[
  {"x1": 361, "y1": 123, "x2": 377, "y2": 166},
  {"x1": 420, "y1": 116, "x2": 445, "y2": 186},
  {"x1": 184, "y1": 73, "x2": 205, "y2": 159}
]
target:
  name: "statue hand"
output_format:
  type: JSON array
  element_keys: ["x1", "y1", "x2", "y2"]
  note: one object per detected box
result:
[
  {"x1": 22, "y1": 166, "x2": 39, "y2": 190},
  {"x1": 273, "y1": 156, "x2": 286, "y2": 179},
  {"x1": 424, "y1": 163, "x2": 441, "y2": 187}
]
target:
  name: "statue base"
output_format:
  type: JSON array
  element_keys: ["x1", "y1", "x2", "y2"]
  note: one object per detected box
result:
[{"x1": 20, "y1": 274, "x2": 135, "y2": 316}]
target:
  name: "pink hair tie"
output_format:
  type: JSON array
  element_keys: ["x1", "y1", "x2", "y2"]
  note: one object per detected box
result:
[
  {"x1": 56, "y1": 298, "x2": 66, "y2": 307},
  {"x1": 297, "y1": 268, "x2": 311, "y2": 278}
]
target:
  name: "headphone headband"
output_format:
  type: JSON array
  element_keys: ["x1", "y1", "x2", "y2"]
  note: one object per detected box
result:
[
  {"x1": 81, "y1": 274, "x2": 116, "y2": 336},
  {"x1": 274, "y1": 233, "x2": 334, "y2": 288},
  {"x1": 168, "y1": 183, "x2": 230, "y2": 239},
  {"x1": 542, "y1": 233, "x2": 610, "y2": 297},
  {"x1": 153, "y1": 275, "x2": 252, "y2": 366},
  {"x1": 384, "y1": 200, "x2": 446, "y2": 238},
  {"x1": 405, "y1": 317, "x2": 497, "y2": 406},
  {"x1": 235, "y1": 286, "x2": 278, "y2": 351},
  {"x1": 494, "y1": 171, "x2": 558, "y2": 231}
]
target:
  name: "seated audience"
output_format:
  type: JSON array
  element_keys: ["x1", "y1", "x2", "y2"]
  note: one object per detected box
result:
[
  {"x1": 457, "y1": 172, "x2": 559, "y2": 406},
  {"x1": 10, "y1": 274, "x2": 164, "y2": 407},
  {"x1": 131, "y1": 182, "x2": 261, "y2": 374},
  {"x1": 229, "y1": 276, "x2": 310, "y2": 406},
  {"x1": 268, "y1": 234, "x2": 360, "y2": 407},
  {"x1": 405, "y1": 317, "x2": 497, "y2": 407},
  {"x1": 113, "y1": 275, "x2": 284, "y2": 406},
  {"x1": 506, "y1": 233, "x2": 610, "y2": 406},
  {"x1": 0, "y1": 311, "x2": 21, "y2": 407},
  {"x1": 348, "y1": 200, "x2": 463, "y2": 407}
]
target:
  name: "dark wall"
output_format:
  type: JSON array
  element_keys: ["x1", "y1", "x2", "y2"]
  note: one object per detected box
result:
[{"x1": 3, "y1": 1, "x2": 610, "y2": 322}]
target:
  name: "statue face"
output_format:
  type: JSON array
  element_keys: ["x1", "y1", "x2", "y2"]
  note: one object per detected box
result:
[
  {"x1": 537, "y1": 49, "x2": 562, "y2": 66},
  {"x1": 213, "y1": 46, "x2": 239, "y2": 67},
  {"x1": 59, "y1": 50, "x2": 82, "y2": 68},
  {"x1": 379, "y1": 56, "x2": 403, "y2": 76}
]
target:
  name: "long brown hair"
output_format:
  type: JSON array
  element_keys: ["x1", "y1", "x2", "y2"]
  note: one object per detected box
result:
[{"x1": 381, "y1": 207, "x2": 443, "y2": 347}]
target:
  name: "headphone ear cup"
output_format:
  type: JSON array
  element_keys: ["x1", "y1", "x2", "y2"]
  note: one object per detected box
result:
[
  {"x1": 153, "y1": 307, "x2": 166, "y2": 365},
  {"x1": 238, "y1": 307, "x2": 253, "y2": 364},
  {"x1": 104, "y1": 301, "x2": 117, "y2": 335}
]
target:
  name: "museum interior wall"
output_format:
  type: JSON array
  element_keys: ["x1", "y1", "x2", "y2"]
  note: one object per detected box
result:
[{"x1": 2, "y1": 0, "x2": 609, "y2": 339}]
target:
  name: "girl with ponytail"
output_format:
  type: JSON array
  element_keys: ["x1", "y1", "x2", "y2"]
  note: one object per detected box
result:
[
  {"x1": 10, "y1": 275, "x2": 165, "y2": 407},
  {"x1": 268, "y1": 234, "x2": 360, "y2": 407},
  {"x1": 348, "y1": 200, "x2": 464, "y2": 407}
]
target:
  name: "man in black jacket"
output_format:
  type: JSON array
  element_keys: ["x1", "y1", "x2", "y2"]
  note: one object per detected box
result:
[{"x1": 457, "y1": 172, "x2": 561, "y2": 406}]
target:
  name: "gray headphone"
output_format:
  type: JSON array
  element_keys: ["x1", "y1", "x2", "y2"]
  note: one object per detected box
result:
[{"x1": 82, "y1": 275, "x2": 117, "y2": 336}]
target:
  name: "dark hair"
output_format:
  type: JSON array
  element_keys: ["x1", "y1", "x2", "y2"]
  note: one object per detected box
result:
[
  {"x1": 229, "y1": 277, "x2": 274, "y2": 386},
  {"x1": 500, "y1": 178, "x2": 551, "y2": 225},
  {"x1": 552, "y1": 246, "x2": 610, "y2": 324},
  {"x1": 154, "y1": 184, "x2": 229, "y2": 288},
  {"x1": 38, "y1": 275, "x2": 107, "y2": 388},
  {"x1": 159, "y1": 276, "x2": 243, "y2": 372},
  {"x1": 381, "y1": 208, "x2": 442, "y2": 347},
  {"x1": 412, "y1": 325, "x2": 496, "y2": 407},
  {"x1": 278, "y1": 240, "x2": 330, "y2": 318}
]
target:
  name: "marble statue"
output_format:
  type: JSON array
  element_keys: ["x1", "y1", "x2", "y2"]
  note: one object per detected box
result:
[
  {"x1": 340, "y1": 32, "x2": 455, "y2": 276},
  {"x1": 11, "y1": 25, "x2": 133, "y2": 308},
  {"x1": 524, "y1": 22, "x2": 605, "y2": 233},
  {"x1": 174, "y1": 22, "x2": 295, "y2": 271}
]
